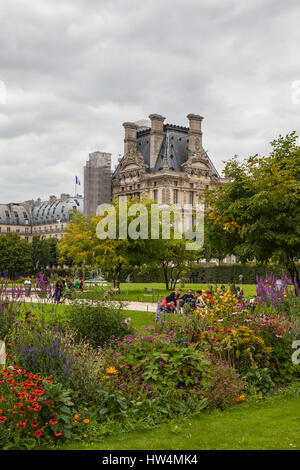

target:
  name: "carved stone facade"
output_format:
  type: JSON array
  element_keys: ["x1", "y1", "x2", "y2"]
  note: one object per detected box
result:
[{"x1": 112, "y1": 114, "x2": 226, "y2": 207}]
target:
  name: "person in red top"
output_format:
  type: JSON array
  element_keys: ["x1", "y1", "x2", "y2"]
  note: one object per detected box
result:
[{"x1": 161, "y1": 288, "x2": 182, "y2": 313}]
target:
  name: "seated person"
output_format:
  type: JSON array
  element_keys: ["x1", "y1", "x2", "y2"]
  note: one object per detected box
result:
[
  {"x1": 180, "y1": 289, "x2": 194, "y2": 303},
  {"x1": 103, "y1": 288, "x2": 114, "y2": 299},
  {"x1": 195, "y1": 290, "x2": 206, "y2": 307},
  {"x1": 236, "y1": 286, "x2": 244, "y2": 300},
  {"x1": 161, "y1": 288, "x2": 182, "y2": 313}
]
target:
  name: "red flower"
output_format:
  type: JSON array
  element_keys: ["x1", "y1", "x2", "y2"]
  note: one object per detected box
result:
[
  {"x1": 49, "y1": 419, "x2": 58, "y2": 425},
  {"x1": 32, "y1": 389, "x2": 44, "y2": 396},
  {"x1": 6, "y1": 379, "x2": 15, "y2": 385},
  {"x1": 34, "y1": 429, "x2": 43, "y2": 438},
  {"x1": 0, "y1": 397, "x2": 4, "y2": 401},
  {"x1": 0, "y1": 416, "x2": 7, "y2": 423},
  {"x1": 54, "y1": 430, "x2": 62, "y2": 437},
  {"x1": 31, "y1": 422, "x2": 39, "y2": 428},
  {"x1": 17, "y1": 420, "x2": 27, "y2": 429},
  {"x1": 29, "y1": 404, "x2": 41, "y2": 411},
  {"x1": 14, "y1": 403, "x2": 24, "y2": 409}
]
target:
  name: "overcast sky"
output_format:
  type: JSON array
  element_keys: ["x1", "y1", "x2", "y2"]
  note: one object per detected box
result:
[{"x1": 0, "y1": 0, "x2": 299, "y2": 203}]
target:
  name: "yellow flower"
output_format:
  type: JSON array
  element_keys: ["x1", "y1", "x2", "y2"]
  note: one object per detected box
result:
[{"x1": 106, "y1": 367, "x2": 118, "y2": 375}]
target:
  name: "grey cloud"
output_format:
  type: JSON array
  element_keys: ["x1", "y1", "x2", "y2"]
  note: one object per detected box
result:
[{"x1": 0, "y1": 0, "x2": 299, "y2": 202}]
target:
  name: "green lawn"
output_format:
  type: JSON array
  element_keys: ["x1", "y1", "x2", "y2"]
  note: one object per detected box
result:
[
  {"x1": 5, "y1": 281, "x2": 257, "y2": 303},
  {"x1": 86, "y1": 282, "x2": 257, "y2": 302},
  {"x1": 46, "y1": 388, "x2": 300, "y2": 450},
  {"x1": 26, "y1": 302, "x2": 154, "y2": 331}
]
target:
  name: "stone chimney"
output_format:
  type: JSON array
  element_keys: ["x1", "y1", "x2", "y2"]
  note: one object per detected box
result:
[
  {"x1": 49, "y1": 195, "x2": 56, "y2": 204},
  {"x1": 61, "y1": 193, "x2": 70, "y2": 202},
  {"x1": 21, "y1": 200, "x2": 34, "y2": 213},
  {"x1": 187, "y1": 114, "x2": 204, "y2": 154},
  {"x1": 149, "y1": 114, "x2": 165, "y2": 169},
  {"x1": 123, "y1": 122, "x2": 138, "y2": 156}
]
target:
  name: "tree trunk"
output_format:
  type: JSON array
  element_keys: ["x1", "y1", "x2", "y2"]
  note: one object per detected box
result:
[
  {"x1": 286, "y1": 258, "x2": 300, "y2": 296},
  {"x1": 162, "y1": 263, "x2": 169, "y2": 290}
]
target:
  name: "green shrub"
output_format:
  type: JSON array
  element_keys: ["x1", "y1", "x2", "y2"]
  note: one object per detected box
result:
[
  {"x1": 201, "y1": 359, "x2": 247, "y2": 409},
  {"x1": 8, "y1": 319, "x2": 104, "y2": 404},
  {"x1": 243, "y1": 367, "x2": 275, "y2": 396},
  {"x1": 67, "y1": 299, "x2": 133, "y2": 348}
]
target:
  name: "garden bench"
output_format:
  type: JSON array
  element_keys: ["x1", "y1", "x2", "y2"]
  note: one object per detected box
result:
[{"x1": 141, "y1": 287, "x2": 160, "y2": 302}]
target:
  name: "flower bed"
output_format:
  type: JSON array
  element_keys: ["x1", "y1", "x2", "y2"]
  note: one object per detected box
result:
[{"x1": 0, "y1": 272, "x2": 299, "y2": 449}]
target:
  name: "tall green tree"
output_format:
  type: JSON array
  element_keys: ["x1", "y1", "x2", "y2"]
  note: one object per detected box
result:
[
  {"x1": 0, "y1": 233, "x2": 32, "y2": 277},
  {"x1": 205, "y1": 132, "x2": 300, "y2": 289},
  {"x1": 58, "y1": 197, "x2": 202, "y2": 289}
]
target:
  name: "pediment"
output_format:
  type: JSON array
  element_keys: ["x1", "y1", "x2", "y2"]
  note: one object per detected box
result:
[
  {"x1": 182, "y1": 152, "x2": 212, "y2": 177},
  {"x1": 120, "y1": 151, "x2": 146, "y2": 172}
]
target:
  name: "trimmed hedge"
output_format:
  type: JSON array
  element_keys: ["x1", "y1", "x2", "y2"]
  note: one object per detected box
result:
[{"x1": 115, "y1": 263, "x2": 300, "y2": 285}]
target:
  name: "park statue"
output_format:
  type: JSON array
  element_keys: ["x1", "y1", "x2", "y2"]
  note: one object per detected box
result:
[{"x1": 84, "y1": 268, "x2": 107, "y2": 287}]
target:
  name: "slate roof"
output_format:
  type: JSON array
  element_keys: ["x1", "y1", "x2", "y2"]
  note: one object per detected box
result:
[
  {"x1": 0, "y1": 204, "x2": 30, "y2": 225},
  {"x1": 31, "y1": 196, "x2": 84, "y2": 225},
  {"x1": 112, "y1": 124, "x2": 219, "y2": 179},
  {"x1": 0, "y1": 196, "x2": 84, "y2": 226}
]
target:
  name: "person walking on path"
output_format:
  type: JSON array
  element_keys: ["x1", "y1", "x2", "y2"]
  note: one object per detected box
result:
[{"x1": 53, "y1": 280, "x2": 63, "y2": 304}]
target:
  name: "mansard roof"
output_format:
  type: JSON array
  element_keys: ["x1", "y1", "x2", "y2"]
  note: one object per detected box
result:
[
  {"x1": 0, "y1": 196, "x2": 84, "y2": 226},
  {"x1": 31, "y1": 196, "x2": 83, "y2": 225},
  {"x1": 112, "y1": 123, "x2": 219, "y2": 179}
]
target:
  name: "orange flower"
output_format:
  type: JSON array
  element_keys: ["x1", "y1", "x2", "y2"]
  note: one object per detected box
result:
[{"x1": 83, "y1": 419, "x2": 90, "y2": 424}]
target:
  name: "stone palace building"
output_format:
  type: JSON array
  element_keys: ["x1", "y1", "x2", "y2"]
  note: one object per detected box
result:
[{"x1": 112, "y1": 113, "x2": 226, "y2": 206}]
